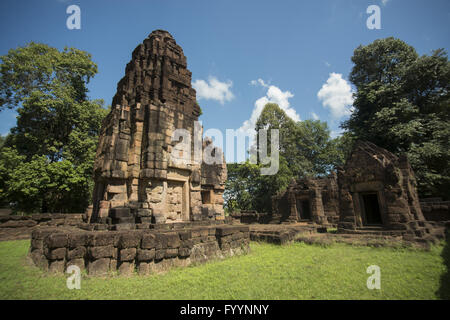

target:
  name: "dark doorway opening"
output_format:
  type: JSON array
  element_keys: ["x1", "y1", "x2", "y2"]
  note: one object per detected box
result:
[
  {"x1": 361, "y1": 193, "x2": 382, "y2": 225},
  {"x1": 296, "y1": 199, "x2": 311, "y2": 220}
]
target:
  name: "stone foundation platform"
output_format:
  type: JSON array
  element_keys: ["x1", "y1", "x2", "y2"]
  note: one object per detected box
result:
[
  {"x1": 29, "y1": 224, "x2": 250, "y2": 276},
  {"x1": 0, "y1": 214, "x2": 84, "y2": 241},
  {"x1": 249, "y1": 223, "x2": 328, "y2": 245},
  {"x1": 248, "y1": 222, "x2": 446, "y2": 247}
]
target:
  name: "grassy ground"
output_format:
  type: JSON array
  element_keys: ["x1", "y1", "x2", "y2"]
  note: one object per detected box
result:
[{"x1": 0, "y1": 239, "x2": 448, "y2": 300}]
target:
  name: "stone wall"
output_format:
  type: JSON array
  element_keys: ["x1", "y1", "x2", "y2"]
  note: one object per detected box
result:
[
  {"x1": 230, "y1": 211, "x2": 271, "y2": 224},
  {"x1": 271, "y1": 173, "x2": 339, "y2": 225},
  {"x1": 336, "y1": 141, "x2": 443, "y2": 243},
  {"x1": 338, "y1": 141, "x2": 425, "y2": 231},
  {"x1": 29, "y1": 224, "x2": 250, "y2": 276},
  {"x1": 0, "y1": 214, "x2": 84, "y2": 241}
]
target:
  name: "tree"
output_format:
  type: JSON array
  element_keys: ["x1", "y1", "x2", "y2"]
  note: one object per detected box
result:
[
  {"x1": 0, "y1": 135, "x2": 6, "y2": 148},
  {"x1": 0, "y1": 43, "x2": 107, "y2": 213},
  {"x1": 0, "y1": 42, "x2": 97, "y2": 111},
  {"x1": 343, "y1": 37, "x2": 450, "y2": 198},
  {"x1": 224, "y1": 157, "x2": 293, "y2": 213},
  {"x1": 256, "y1": 103, "x2": 344, "y2": 178},
  {"x1": 224, "y1": 103, "x2": 345, "y2": 213},
  {"x1": 224, "y1": 162, "x2": 260, "y2": 213}
]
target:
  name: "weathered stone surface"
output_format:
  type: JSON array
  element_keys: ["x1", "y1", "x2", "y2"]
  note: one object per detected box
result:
[
  {"x1": 89, "y1": 246, "x2": 115, "y2": 259},
  {"x1": 68, "y1": 232, "x2": 88, "y2": 248},
  {"x1": 45, "y1": 233, "x2": 68, "y2": 248},
  {"x1": 137, "y1": 249, "x2": 155, "y2": 262},
  {"x1": 118, "y1": 262, "x2": 135, "y2": 276},
  {"x1": 337, "y1": 141, "x2": 430, "y2": 236},
  {"x1": 46, "y1": 247, "x2": 66, "y2": 260},
  {"x1": 0, "y1": 220, "x2": 37, "y2": 228},
  {"x1": 166, "y1": 232, "x2": 181, "y2": 248},
  {"x1": 272, "y1": 173, "x2": 339, "y2": 225},
  {"x1": 88, "y1": 258, "x2": 110, "y2": 276},
  {"x1": 119, "y1": 232, "x2": 141, "y2": 248},
  {"x1": 29, "y1": 226, "x2": 251, "y2": 276},
  {"x1": 141, "y1": 233, "x2": 156, "y2": 249},
  {"x1": 30, "y1": 249, "x2": 48, "y2": 270},
  {"x1": 155, "y1": 233, "x2": 168, "y2": 249},
  {"x1": 88, "y1": 232, "x2": 117, "y2": 247},
  {"x1": 48, "y1": 260, "x2": 65, "y2": 273},
  {"x1": 67, "y1": 246, "x2": 86, "y2": 260},
  {"x1": 165, "y1": 248, "x2": 178, "y2": 259},
  {"x1": 119, "y1": 248, "x2": 136, "y2": 261},
  {"x1": 67, "y1": 258, "x2": 85, "y2": 271}
]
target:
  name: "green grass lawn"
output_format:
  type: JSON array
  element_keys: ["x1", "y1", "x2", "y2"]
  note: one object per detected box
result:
[{"x1": 0, "y1": 239, "x2": 448, "y2": 300}]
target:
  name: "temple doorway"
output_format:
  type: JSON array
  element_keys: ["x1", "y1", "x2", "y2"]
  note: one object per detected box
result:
[
  {"x1": 296, "y1": 199, "x2": 311, "y2": 220},
  {"x1": 361, "y1": 193, "x2": 382, "y2": 225}
]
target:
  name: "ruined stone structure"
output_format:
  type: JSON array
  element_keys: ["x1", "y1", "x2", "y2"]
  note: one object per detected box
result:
[
  {"x1": 271, "y1": 173, "x2": 340, "y2": 225},
  {"x1": 337, "y1": 141, "x2": 430, "y2": 234},
  {"x1": 420, "y1": 198, "x2": 450, "y2": 222},
  {"x1": 89, "y1": 30, "x2": 226, "y2": 225}
]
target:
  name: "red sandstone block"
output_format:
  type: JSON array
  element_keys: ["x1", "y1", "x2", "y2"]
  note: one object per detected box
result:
[
  {"x1": 119, "y1": 248, "x2": 136, "y2": 261},
  {"x1": 47, "y1": 247, "x2": 66, "y2": 260},
  {"x1": 88, "y1": 258, "x2": 110, "y2": 276},
  {"x1": 88, "y1": 232, "x2": 118, "y2": 247},
  {"x1": 165, "y1": 248, "x2": 178, "y2": 259},
  {"x1": 45, "y1": 233, "x2": 68, "y2": 248},
  {"x1": 67, "y1": 246, "x2": 86, "y2": 260},
  {"x1": 137, "y1": 249, "x2": 155, "y2": 262},
  {"x1": 119, "y1": 232, "x2": 142, "y2": 248},
  {"x1": 68, "y1": 232, "x2": 88, "y2": 248},
  {"x1": 89, "y1": 246, "x2": 115, "y2": 259},
  {"x1": 166, "y1": 232, "x2": 181, "y2": 248},
  {"x1": 141, "y1": 233, "x2": 156, "y2": 249}
]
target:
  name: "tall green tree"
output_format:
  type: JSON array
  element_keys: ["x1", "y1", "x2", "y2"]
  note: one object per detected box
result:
[
  {"x1": 0, "y1": 135, "x2": 6, "y2": 148},
  {"x1": 224, "y1": 157, "x2": 293, "y2": 213},
  {"x1": 256, "y1": 103, "x2": 344, "y2": 178},
  {"x1": 343, "y1": 37, "x2": 450, "y2": 199},
  {"x1": 0, "y1": 42, "x2": 97, "y2": 110},
  {"x1": 0, "y1": 42, "x2": 107, "y2": 213}
]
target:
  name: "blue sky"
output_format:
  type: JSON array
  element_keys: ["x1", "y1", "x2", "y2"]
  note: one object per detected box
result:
[{"x1": 0, "y1": 0, "x2": 449, "y2": 162}]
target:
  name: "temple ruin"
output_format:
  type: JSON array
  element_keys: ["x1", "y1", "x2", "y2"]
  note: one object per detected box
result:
[
  {"x1": 88, "y1": 30, "x2": 226, "y2": 225},
  {"x1": 271, "y1": 174, "x2": 339, "y2": 225},
  {"x1": 268, "y1": 140, "x2": 444, "y2": 241},
  {"x1": 337, "y1": 141, "x2": 429, "y2": 233},
  {"x1": 27, "y1": 30, "x2": 250, "y2": 276}
]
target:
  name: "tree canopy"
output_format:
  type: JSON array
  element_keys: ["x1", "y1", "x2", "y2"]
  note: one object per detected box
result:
[
  {"x1": 343, "y1": 37, "x2": 450, "y2": 199},
  {"x1": 225, "y1": 103, "x2": 346, "y2": 213},
  {"x1": 0, "y1": 42, "x2": 107, "y2": 213}
]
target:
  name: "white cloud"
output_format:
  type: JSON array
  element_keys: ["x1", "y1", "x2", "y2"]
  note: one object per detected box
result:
[
  {"x1": 317, "y1": 73, "x2": 354, "y2": 119},
  {"x1": 237, "y1": 80, "x2": 299, "y2": 142},
  {"x1": 192, "y1": 76, "x2": 234, "y2": 104},
  {"x1": 324, "y1": 61, "x2": 331, "y2": 67},
  {"x1": 381, "y1": 0, "x2": 389, "y2": 6},
  {"x1": 310, "y1": 112, "x2": 319, "y2": 120},
  {"x1": 250, "y1": 78, "x2": 269, "y2": 87}
]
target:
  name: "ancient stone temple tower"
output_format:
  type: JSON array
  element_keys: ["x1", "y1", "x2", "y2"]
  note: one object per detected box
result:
[
  {"x1": 90, "y1": 30, "x2": 226, "y2": 224},
  {"x1": 337, "y1": 141, "x2": 427, "y2": 232}
]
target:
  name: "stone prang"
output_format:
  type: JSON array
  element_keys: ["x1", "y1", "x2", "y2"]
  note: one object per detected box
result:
[{"x1": 89, "y1": 30, "x2": 226, "y2": 225}]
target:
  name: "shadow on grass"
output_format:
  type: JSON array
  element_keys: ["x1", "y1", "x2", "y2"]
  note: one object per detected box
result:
[{"x1": 437, "y1": 229, "x2": 450, "y2": 300}]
